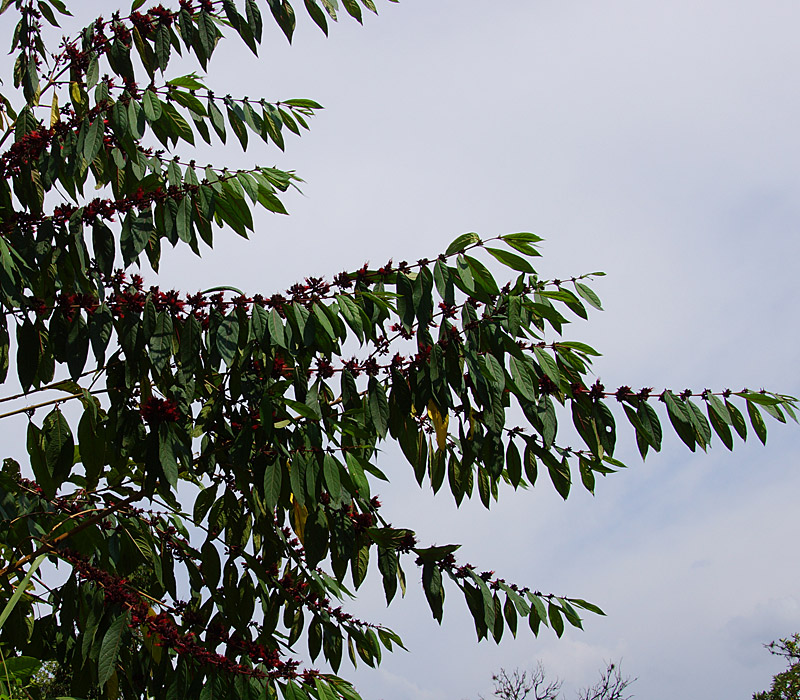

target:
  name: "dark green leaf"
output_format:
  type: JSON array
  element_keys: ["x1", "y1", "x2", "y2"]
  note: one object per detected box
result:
[
  {"x1": 726, "y1": 399, "x2": 747, "y2": 440},
  {"x1": 368, "y1": 377, "x2": 389, "y2": 439},
  {"x1": 485, "y1": 247, "x2": 535, "y2": 273},
  {"x1": 747, "y1": 400, "x2": 767, "y2": 445},
  {"x1": 548, "y1": 602, "x2": 564, "y2": 638},
  {"x1": 98, "y1": 612, "x2": 128, "y2": 686}
]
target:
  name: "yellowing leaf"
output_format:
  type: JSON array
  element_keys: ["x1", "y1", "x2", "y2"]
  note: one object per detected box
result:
[
  {"x1": 291, "y1": 496, "x2": 307, "y2": 544},
  {"x1": 427, "y1": 401, "x2": 449, "y2": 451},
  {"x1": 141, "y1": 607, "x2": 162, "y2": 664},
  {"x1": 50, "y1": 93, "x2": 59, "y2": 126},
  {"x1": 106, "y1": 669, "x2": 119, "y2": 700},
  {"x1": 70, "y1": 80, "x2": 83, "y2": 107}
]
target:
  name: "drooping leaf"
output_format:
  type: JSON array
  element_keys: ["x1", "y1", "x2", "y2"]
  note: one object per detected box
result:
[{"x1": 98, "y1": 612, "x2": 129, "y2": 687}]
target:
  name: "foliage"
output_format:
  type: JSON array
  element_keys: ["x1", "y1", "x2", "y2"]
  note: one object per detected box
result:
[
  {"x1": 754, "y1": 634, "x2": 800, "y2": 700},
  {"x1": 0, "y1": 0, "x2": 795, "y2": 699},
  {"x1": 477, "y1": 663, "x2": 634, "y2": 700}
]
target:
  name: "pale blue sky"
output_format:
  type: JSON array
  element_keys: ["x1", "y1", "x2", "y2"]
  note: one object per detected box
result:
[{"x1": 2, "y1": 1, "x2": 799, "y2": 698}]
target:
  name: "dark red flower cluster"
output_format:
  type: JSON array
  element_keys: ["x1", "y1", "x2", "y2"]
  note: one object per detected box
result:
[
  {"x1": 409, "y1": 343, "x2": 433, "y2": 371},
  {"x1": 140, "y1": 397, "x2": 181, "y2": 426},
  {"x1": 614, "y1": 385, "x2": 633, "y2": 402},
  {"x1": 343, "y1": 504, "x2": 374, "y2": 534},
  {"x1": 1, "y1": 128, "x2": 51, "y2": 176},
  {"x1": 107, "y1": 287, "x2": 147, "y2": 319},
  {"x1": 538, "y1": 375, "x2": 559, "y2": 395},
  {"x1": 111, "y1": 20, "x2": 132, "y2": 46},
  {"x1": 362, "y1": 357, "x2": 380, "y2": 376},
  {"x1": 57, "y1": 292, "x2": 98, "y2": 321},
  {"x1": 588, "y1": 379, "x2": 605, "y2": 401},
  {"x1": 396, "y1": 531, "x2": 418, "y2": 553},
  {"x1": 342, "y1": 357, "x2": 362, "y2": 377},
  {"x1": 286, "y1": 276, "x2": 331, "y2": 304},
  {"x1": 438, "y1": 302, "x2": 458, "y2": 318},
  {"x1": 148, "y1": 286, "x2": 186, "y2": 315},
  {"x1": 271, "y1": 357, "x2": 293, "y2": 379},
  {"x1": 315, "y1": 357, "x2": 334, "y2": 379},
  {"x1": 278, "y1": 570, "x2": 376, "y2": 631},
  {"x1": 129, "y1": 5, "x2": 175, "y2": 35},
  {"x1": 65, "y1": 44, "x2": 91, "y2": 72},
  {"x1": 62, "y1": 550, "x2": 273, "y2": 677}
]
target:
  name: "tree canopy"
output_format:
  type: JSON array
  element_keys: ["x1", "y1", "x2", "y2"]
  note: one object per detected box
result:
[
  {"x1": 754, "y1": 634, "x2": 800, "y2": 700},
  {"x1": 0, "y1": 1, "x2": 795, "y2": 699}
]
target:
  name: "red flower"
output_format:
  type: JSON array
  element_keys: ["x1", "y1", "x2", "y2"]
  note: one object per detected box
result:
[{"x1": 140, "y1": 397, "x2": 181, "y2": 426}]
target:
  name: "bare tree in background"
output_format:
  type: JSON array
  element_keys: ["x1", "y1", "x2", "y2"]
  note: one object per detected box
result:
[
  {"x1": 479, "y1": 665, "x2": 563, "y2": 700},
  {"x1": 577, "y1": 663, "x2": 635, "y2": 700},
  {"x1": 478, "y1": 662, "x2": 634, "y2": 700}
]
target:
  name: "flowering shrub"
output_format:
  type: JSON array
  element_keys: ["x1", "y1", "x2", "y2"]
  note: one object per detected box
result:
[{"x1": 0, "y1": 1, "x2": 794, "y2": 700}]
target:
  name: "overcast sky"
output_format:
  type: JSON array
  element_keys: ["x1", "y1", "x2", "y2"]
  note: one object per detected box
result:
[{"x1": 4, "y1": 1, "x2": 800, "y2": 698}]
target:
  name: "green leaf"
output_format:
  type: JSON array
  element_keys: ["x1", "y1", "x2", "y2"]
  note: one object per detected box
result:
[
  {"x1": 485, "y1": 247, "x2": 535, "y2": 273},
  {"x1": 341, "y1": 0, "x2": 362, "y2": 22},
  {"x1": 574, "y1": 282, "x2": 603, "y2": 310},
  {"x1": 527, "y1": 594, "x2": 548, "y2": 630},
  {"x1": 685, "y1": 398, "x2": 712, "y2": 450},
  {"x1": 465, "y1": 255, "x2": 500, "y2": 296},
  {"x1": 216, "y1": 312, "x2": 240, "y2": 367},
  {"x1": 747, "y1": 400, "x2": 767, "y2": 445},
  {"x1": 707, "y1": 400, "x2": 733, "y2": 451},
  {"x1": 505, "y1": 439, "x2": 522, "y2": 489},
  {"x1": 92, "y1": 221, "x2": 116, "y2": 277},
  {"x1": 556, "y1": 340, "x2": 601, "y2": 356},
  {"x1": 337, "y1": 294, "x2": 364, "y2": 342},
  {"x1": 282, "y1": 98, "x2": 324, "y2": 110},
  {"x1": 197, "y1": 10, "x2": 218, "y2": 58},
  {"x1": 509, "y1": 355, "x2": 537, "y2": 402},
  {"x1": 0, "y1": 318, "x2": 10, "y2": 384},
  {"x1": 268, "y1": 309, "x2": 286, "y2": 347},
  {"x1": 1, "y1": 656, "x2": 40, "y2": 681},
  {"x1": 422, "y1": 563, "x2": 443, "y2": 623},
  {"x1": 193, "y1": 484, "x2": 218, "y2": 523},
  {"x1": 445, "y1": 232, "x2": 480, "y2": 256},
  {"x1": 121, "y1": 211, "x2": 153, "y2": 267},
  {"x1": 169, "y1": 88, "x2": 207, "y2": 117},
  {"x1": 532, "y1": 346, "x2": 561, "y2": 388},
  {"x1": 323, "y1": 454, "x2": 342, "y2": 502},
  {"x1": 82, "y1": 117, "x2": 103, "y2": 165},
  {"x1": 548, "y1": 602, "x2": 564, "y2": 638},
  {"x1": 303, "y1": 0, "x2": 329, "y2": 34},
  {"x1": 706, "y1": 393, "x2": 731, "y2": 423},
  {"x1": 42, "y1": 408, "x2": 74, "y2": 485},
  {"x1": 201, "y1": 540, "x2": 221, "y2": 589},
  {"x1": 568, "y1": 598, "x2": 606, "y2": 616},
  {"x1": 283, "y1": 398, "x2": 320, "y2": 421},
  {"x1": 159, "y1": 423, "x2": 180, "y2": 487},
  {"x1": 78, "y1": 408, "x2": 105, "y2": 486},
  {"x1": 368, "y1": 378, "x2": 390, "y2": 438},
  {"x1": 501, "y1": 231, "x2": 543, "y2": 244},
  {"x1": 98, "y1": 612, "x2": 128, "y2": 686},
  {"x1": 167, "y1": 73, "x2": 206, "y2": 90},
  {"x1": 263, "y1": 460, "x2": 283, "y2": 511},
  {"x1": 208, "y1": 97, "x2": 226, "y2": 142},
  {"x1": 315, "y1": 679, "x2": 338, "y2": 700},
  {"x1": 269, "y1": 0, "x2": 296, "y2": 42},
  {"x1": 149, "y1": 311, "x2": 173, "y2": 375},
  {"x1": 726, "y1": 399, "x2": 748, "y2": 440},
  {"x1": 663, "y1": 391, "x2": 696, "y2": 451},
  {"x1": 143, "y1": 89, "x2": 163, "y2": 121},
  {"x1": 735, "y1": 390, "x2": 785, "y2": 406}
]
